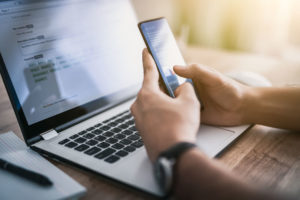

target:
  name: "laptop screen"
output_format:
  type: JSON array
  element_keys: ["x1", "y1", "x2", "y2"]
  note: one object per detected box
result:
[{"x1": 0, "y1": 0, "x2": 143, "y2": 127}]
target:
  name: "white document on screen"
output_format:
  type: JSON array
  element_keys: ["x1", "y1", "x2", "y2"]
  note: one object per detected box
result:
[{"x1": 0, "y1": 0, "x2": 144, "y2": 125}]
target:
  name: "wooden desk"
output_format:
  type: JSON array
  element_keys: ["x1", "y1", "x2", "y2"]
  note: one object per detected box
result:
[{"x1": 1, "y1": 47, "x2": 300, "y2": 199}]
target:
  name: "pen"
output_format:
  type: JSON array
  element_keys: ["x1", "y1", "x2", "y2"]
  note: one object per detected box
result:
[{"x1": 0, "y1": 158, "x2": 53, "y2": 186}]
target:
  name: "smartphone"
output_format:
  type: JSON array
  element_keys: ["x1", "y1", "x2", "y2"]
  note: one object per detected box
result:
[{"x1": 138, "y1": 17, "x2": 192, "y2": 97}]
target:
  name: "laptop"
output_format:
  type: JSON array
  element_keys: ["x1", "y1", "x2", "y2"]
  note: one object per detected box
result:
[{"x1": 0, "y1": 0, "x2": 249, "y2": 197}]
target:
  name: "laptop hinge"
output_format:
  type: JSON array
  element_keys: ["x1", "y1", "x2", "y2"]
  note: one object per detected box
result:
[{"x1": 40, "y1": 129, "x2": 59, "y2": 140}]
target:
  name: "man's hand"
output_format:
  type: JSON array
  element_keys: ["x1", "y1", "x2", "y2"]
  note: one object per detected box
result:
[
  {"x1": 131, "y1": 49, "x2": 200, "y2": 162},
  {"x1": 174, "y1": 64, "x2": 250, "y2": 126}
]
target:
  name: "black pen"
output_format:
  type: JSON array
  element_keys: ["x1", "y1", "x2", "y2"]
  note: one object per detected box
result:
[{"x1": 0, "y1": 158, "x2": 53, "y2": 186}]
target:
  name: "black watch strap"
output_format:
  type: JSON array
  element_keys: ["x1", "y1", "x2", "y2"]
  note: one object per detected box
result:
[
  {"x1": 155, "y1": 142, "x2": 198, "y2": 195},
  {"x1": 159, "y1": 142, "x2": 197, "y2": 160}
]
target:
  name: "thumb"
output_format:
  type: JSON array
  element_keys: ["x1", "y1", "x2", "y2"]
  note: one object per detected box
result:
[
  {"x1": 174, "y1": 82, "x2": 197, "y2": 100},
  {"x1": 173, "y1": 65, "x2": 194, "y2": 79},
  {"x1": 174, "y1": 64, "x2": 223, "y2": 86},
  {"x1": 142, "y1": 48, "x2": 160, "y2": 90}
]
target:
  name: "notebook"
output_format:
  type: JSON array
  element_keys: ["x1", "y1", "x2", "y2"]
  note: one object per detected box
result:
[{"x1": 0, "y1": 132, "x2": 86, "y2": 200}]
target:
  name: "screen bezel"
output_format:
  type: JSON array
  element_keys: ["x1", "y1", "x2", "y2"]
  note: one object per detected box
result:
[
  {"x1": 0, "y1": 53, "x2": 139, "y2": 144},
  {"x1": 139, "y1": 17, "x2": 180, "y2": 98}
]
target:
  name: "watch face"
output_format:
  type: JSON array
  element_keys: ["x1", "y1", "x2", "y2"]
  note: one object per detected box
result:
[
  {"x1": 154, "y1": 157, "x2": 173, "y2": 194},
  {"x1": 154, "y1": 157, "x2": 166, "y2": 190}
]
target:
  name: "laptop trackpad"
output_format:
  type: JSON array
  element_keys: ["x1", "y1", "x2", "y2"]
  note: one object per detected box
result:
[{"x1": 196, "y1": 125, "x2": 236, "y2": 158}]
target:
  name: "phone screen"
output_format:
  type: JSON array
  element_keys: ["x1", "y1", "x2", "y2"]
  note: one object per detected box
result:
[{"x1": 139, "y1": 18, "x2": 189, "y2": 97}]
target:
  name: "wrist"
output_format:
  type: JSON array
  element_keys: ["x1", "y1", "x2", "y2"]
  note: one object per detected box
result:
[
  {"x1": 155, "y1": 127, "x2": 197, "y2": 160},
  {"x1": 154, "y1": 136, "x2": 196, "y2": 162},
  {"x1": 154, "y1": 142, "x2": 198, "y2": 194},
  {"x1": 240, "y1": 87, "x2": 261, "y2": 124},
  {"x1": 173, "y1": 148, "x2": 207, "y2": 197}
]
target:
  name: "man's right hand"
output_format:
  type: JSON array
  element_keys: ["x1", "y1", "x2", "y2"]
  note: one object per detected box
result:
[
  {"x1": 174, "y1": 64, "x2": 251, "y2": 126},
  {"x1": 130, "y1": 50, "x2": 200, "y2": 162}
]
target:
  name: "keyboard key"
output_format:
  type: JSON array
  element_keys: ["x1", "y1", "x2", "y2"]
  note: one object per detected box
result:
[
  {"x1": 115, "y1": 118, "x2": 124, "y2": 123},
  {"x1": 75, "y1": 144, "x2": 89, "y2": 152},
  {"x1": 120, "y1": 116, "x2": 129, "y2": 121},
  {"x1": 98, "y1": 142, "x2": 110, "y2": 148},
  {"x1": 132, "y1": 141, "x2": 143, "y2": 148},
  {"x1": 138, "y1": 139, "x2": 143, "y2": 143},
  {"x1": 125, "y1": 115, "x2": 133, "y2": 120},
  {"x1": 100, "y1": 126, "x2": 111, "y2": 131},
  {"x1": 124, "y1": 146, "x2": 135, "y2": 152},
  {"x1": 94, "y1": 123, "x2": 103, "y2": 127},
  {"x1": 93, "y1": 129, "x2": 103, "y2": 135},
  {"x1": 95, "y1": 148, "x2": 116, "y2": 159},
  {"x1": 85, "y1": 147, "x2": 101, "y2": 155},
  {"x1": 65, "y1": 142, "x2": 78, "y2": 148},
  {"x1": 108, "y1": 122, "x2": 118, "y2": 127},
  {"x1": 111, "y1": 128, "x2": 122, "y2": 133},
  {"x1": 125, "y1": 120, "x2": 134, "y2": 126},
  {"x1": 69, "y1": 134, "x2": 79, "y2": 139},
  {"x1": 128, "y1": 135, "x2": 140, "y2": 141},
  {"x1": 120, "y1": 138, "x2": 132, "y2": 145},
  {"x1": 122, "y1": 130, "x2": 133, "y2": 135},
  {"x1": 87, "y1": 127, "x2": 95, "y2": 131},
  {"x1": 103, "y1": 120, "x2": 109, "y2": 124},
  {"x1": 102, "y1": 131, "x2": 114, "y2": 137},
  {"x1": 134, "y1": 131, "x2": 140, "y2": 135},
  {"x1": 128, "y1": 115, "x2": 134, "y2": 120},
  {"x1": 118, "y1": 124, "x2": 129, "y2": 129},
  {"x1": 86, "y1": 139, "x2": 98, "y2": 146},
  {"x1": 116, "y1": 150, "x2": 128, "y2": 157},
  {"x1": 104, "y1": 155, "x2": 120, "y2": 164},
  {"x1": 129, "y1": 126, "x2": 137, "y2": 131},
  {"x1": 59, "y1": 139, "x2": 70, "y2": 145},
  {"x1": 83, "y1": 133, "x2": 95, "y2": 139},
  {"x1": 114, "y1": 134, "x2": 126, "y2": 140},
  {"x1": 122, "y1": 114, "x2": 132, "y2": 119},
  {"x1": 78, "y1": 130, "x2": 87, "y2": 135},
  {"x1": 74, "y1": 137, "x2": 87, "y2": 143},
  {"x1": 112, "y1": 143, "x2": 124, "y2": 150},
  {"x1": 95, "y1": 135, "x2": 106, "y2": 142},
  {"x1": 106, "y1": 138, "x2": 118, "y2": 144},
  {"x1": 134, "y1": 132, "x2": 141, "y2": 137}
]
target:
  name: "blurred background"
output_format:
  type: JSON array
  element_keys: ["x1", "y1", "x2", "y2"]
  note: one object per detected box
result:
[{"x1": 132, "y1": 0, "x2": 300, "y2": 57}]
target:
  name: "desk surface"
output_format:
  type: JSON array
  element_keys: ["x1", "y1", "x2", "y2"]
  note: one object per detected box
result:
[{"x1": 1, "y1": 46, "x2": 300, "y2": 199}]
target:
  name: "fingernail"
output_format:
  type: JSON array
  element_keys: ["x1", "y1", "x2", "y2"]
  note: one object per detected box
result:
[
  {"x1": 143, "y1": 48, "x2": 148, "y2": 55},
  {"x1": 174, "y1": 65, "x2": 185, "y2": 70}
]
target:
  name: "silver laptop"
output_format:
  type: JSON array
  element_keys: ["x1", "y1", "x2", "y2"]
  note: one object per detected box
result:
[{"x1": 0, "y1": 0, "x2": 249, "y2": 197}]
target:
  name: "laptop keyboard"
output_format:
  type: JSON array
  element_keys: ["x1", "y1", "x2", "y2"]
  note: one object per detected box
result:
[{"x1": 58, "y1": 110, "x2": 144, "y2": 164}]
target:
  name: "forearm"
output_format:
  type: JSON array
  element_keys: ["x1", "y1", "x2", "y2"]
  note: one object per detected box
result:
[
  {"x1": 173, "y1": 149, "x2": 277, "y2": 200},
  {"x1": 243, "y1": 87, "x2": 300, "y2": 131}
]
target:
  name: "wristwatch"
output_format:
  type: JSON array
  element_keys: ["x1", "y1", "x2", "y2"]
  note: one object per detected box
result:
[{"x1": 154, "y1": 142, "x2": 197, "y2": 195}]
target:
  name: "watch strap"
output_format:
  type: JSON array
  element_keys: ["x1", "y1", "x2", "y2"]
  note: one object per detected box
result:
[
  {"x1": 155, "y1": 142, "x2": 197, "y2": 195},
  {"x1": 159, "y1": 142, "x2": 197, "y2": 160}
]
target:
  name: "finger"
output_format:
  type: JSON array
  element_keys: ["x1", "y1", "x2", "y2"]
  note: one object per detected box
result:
[
  {"x1": 159, "y1": 78, "x2": 168, "y2": 93},
  {"x1": 174, "y1": 64, "x2": 222, "y2": 86},
  {"x1": 130, "y1": 101, "x2": 138, "y2": 118},
  {"x1": 173, "y1": 65, "x2": 194, "y2": 78},
  {"x1": 142, "y1": 49, "x2": 159, "y2": 90},
  {"x1": 174, "y1": 82, "x2": 197, "y2": 100}
]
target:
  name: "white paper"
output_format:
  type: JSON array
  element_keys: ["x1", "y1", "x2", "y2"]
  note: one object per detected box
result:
[{"x1": 0, "y1": 132, "x2": 86, "y2": 200}]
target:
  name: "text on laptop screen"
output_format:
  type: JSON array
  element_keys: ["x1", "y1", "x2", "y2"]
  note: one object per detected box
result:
[{"x1": 0, "y1": 0, "x2": 144, "y2": 125}]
